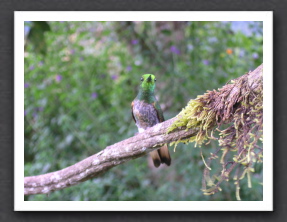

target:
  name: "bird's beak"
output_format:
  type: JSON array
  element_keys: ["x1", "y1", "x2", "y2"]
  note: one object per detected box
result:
[{"x1": 147, "y1": 75, "x2": 152, "y2": 82}]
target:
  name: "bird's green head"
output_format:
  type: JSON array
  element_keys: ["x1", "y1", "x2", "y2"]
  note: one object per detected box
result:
[{"x1": 140, "y1": 74, "x2": 156, "y2": 91}]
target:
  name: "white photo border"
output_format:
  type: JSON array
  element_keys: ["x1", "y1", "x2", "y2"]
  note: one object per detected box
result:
[{"x1": 15, "y1": 11, "x2": 273, "y2": 211}]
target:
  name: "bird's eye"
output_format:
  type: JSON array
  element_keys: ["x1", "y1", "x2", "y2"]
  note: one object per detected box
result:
[
  {"x1": 154, "y1": 79, "x2": 156, "y2": 82},
  {"x1": 140, "y1": 77, "x2": 144, "y2": 81}
]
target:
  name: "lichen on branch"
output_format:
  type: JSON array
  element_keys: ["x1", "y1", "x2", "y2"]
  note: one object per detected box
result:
[{"x1": 167, "y1": 64, "x2": 263, "y2": 200}]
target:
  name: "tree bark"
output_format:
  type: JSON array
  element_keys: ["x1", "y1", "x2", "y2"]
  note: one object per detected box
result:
[
  {"x1": 24, "y1": 64, "x2": 263, "y2": 196},
  {"x1": 24, "y1": 117, "x2": 198, "y2": 195}
]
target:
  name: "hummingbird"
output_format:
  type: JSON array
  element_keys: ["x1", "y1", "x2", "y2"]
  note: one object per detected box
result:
[{"x1": 131, "y1": 74, "x2": 171, "y2": 168}]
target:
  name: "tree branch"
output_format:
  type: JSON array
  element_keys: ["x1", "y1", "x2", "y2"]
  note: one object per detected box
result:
[{"x1": 24, "y1": 118, "x2": 198, "y2": 195}]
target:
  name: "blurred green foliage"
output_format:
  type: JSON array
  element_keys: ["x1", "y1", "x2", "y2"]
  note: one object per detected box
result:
[{"x1": 24, "y1": 21, "x2": 263, "y2": 201}]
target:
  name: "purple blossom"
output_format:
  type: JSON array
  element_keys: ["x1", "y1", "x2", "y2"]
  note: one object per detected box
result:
[
  {"x1": 24, "y1": 82, "x2": 30, "y2": 88},
  {"x1": 80, "y1": 57, "x2": 84, "y2": 61},
  {"x1": 252, "y1": 53, "x2": 259, "y2": 59},
  {"x1": 170, "y1": 45, "x2": 180, "y2": 55},
  {"x1": 187, "y1": 44, "x2": 194, "y2": 51},
  {"x1": 37, "y1": 107, "x2": 44, "y2": 112},
  {"x1": 131, "y1": 39, "x2": 139, "y2": 45},
  {"x1": 239, "y1": 50, "x2": 245, "y2": 58},
  {"x1": 55, "y1": 75, "x2": 62, "y2": 83},
  {"x1": 24, "y1": 110, "x2": 27, "y2": 116},
  {"x1": 70, "y1": 49, "x2": 75, "y2": 55},
  {"x1": 126, "y1": 66, "x2": 132, "y2": 72},
  {"x1": 38, "y1": 61, "x2": 44, "y2": 66},
  {"x1": 111, "y1": 74, "x2": 119, "y2": 80},
  {"x1": 29, "y1": 65, "x2": 35, "y2": 70},
  {"x1": 91, "y1": 92, "x2": 98, "y2": 99},
  {"x1": 203, "y1": 60, "x2": 209, "y2": 65}
]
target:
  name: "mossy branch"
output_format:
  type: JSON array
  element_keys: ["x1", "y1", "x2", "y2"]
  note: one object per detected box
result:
[{"x1": 168, "y1": 64, "x2": 263, "y2": 200}]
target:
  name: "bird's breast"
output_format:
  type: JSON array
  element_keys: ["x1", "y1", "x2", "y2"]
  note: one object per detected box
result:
[{"x1": 132, "y1": 100, "x2": 159, "y2": 130}]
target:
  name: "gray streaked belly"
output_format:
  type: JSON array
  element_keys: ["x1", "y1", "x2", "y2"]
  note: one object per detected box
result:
[{"x1": 133, "y1": 100, "x2": 159, "y2": 131}]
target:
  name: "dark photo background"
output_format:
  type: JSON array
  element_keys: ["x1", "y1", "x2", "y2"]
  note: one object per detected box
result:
[
  {"x1": 0, "y1": 0, "x2": 286, "y2": 220},
  {"x1": 24, "y1": 21, "x2": 263, "y2": 201}
]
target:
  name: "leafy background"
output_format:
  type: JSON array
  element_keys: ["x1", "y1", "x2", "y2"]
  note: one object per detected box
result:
[{"x1": 24, "y1": 21, "x2": 263, "y2": 201}]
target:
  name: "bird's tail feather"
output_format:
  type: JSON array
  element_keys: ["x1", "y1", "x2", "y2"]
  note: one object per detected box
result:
[
  {"x1": 150, "y1": 150, "x2": 161, "y2": 168},
  {"x1": 150, "y1": 145, "x2": 171, "y2": 168},
  {"x1": 158, "y1": 144, "x2": 171, "y2": 166}
]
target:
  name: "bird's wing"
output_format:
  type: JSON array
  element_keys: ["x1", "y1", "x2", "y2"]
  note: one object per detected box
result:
[
  {"x1": 152, "y1": 101, "x2": 171, "y2": 167},
  {"x1": 131, "y1": 101, "x2": 136, "y2": 123},
  {"x1": 153, "y1": 101, "x2": 165, "y2": 122}
]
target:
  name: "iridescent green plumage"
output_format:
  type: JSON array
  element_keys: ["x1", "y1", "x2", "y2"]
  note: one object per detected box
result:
[{"x1": 131, "y1": 74, "x2": 171, "y2": 167}]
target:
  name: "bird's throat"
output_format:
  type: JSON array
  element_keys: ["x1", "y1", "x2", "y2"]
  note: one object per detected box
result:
[{"x1": 137, "y1": 89, "x2": 155, "y2": 104}]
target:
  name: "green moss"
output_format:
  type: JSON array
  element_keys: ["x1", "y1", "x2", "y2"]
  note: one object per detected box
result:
[
  {"x1": 167, "y1": 96, "x2": 217, "y2": 147},
  {"x1": 167, "y1": 68, "x2": 263, "y2": 200}
]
